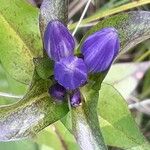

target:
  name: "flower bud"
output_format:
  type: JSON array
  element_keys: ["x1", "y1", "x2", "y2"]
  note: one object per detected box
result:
[
  {"x1": 81, "y1": 27, "x2": 120, "y2": 73},
  {"x1": 70, "y1": 90, "x2": 81, "y2": 107},
  {"x1": 54, "y1": 56, "x2": 87, "y2": 90},
  {"x1": 44, "y1": 20, "x2": 75, "y2": 61},
  {"x1": 49, "y1": 83, "x2": 66, "y2": 101}
]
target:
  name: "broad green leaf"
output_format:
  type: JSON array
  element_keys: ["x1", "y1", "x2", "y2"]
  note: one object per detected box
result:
[
  {"x1": 36, "y1": 122, "x2": 79, "y2": 150},
  {"x1": 39, "y1": 145, "x2": 53, "y2": 150},
  {"x1": 0, "y1": 0, "x2": 69, "y2": 142},
  {"x1": 140, "y1": 68, "x2": 150, "y2": 99},
  {"x1": 0, "y1": 0, "x2": 42, "y2": 84},
  {"x1": 0, "y1": 63, "x2": 9, "y2": 92},
  {"x1": 0, "y1": 63, "x2": 11, "y2": 104},
  {"x1": 0, "y1": 63, "x2": 27, "y2": 105},
  {"x1": 0, "y1": 73, "x2": 69, "y2": 141},
  {"x1": 0, "y1": 139, "x2": 38, "y2": 150},
  {"x1": 54, "y1": 121, "x2": 79, "y2": 150},
  {"x1": 99, "y1": 83, "x2": 150, "y2": 149},
  {"x1": 69, "y1": 0, "x2": 150, "y2": 30},
  {"x1": 34, "y1": 57, "x2": 54, "y2": 80},
  {"x1": 36, "y1": 127, "x2": 64, "y2": 150},
  {"x1": 104, "y1": 62, "x2": 150, "y2": 99},
  {"x1": 126, "y1": 143, "x2": 150, "y2": 150}
]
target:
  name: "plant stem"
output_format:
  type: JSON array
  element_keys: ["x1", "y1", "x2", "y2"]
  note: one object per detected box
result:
[
  {"x1": 71, "y1": 103, "x2": 107, "y2": 150},
  {"x1": 39, "y1": 0, "x2": 68, "y2": 38},
  {"x1": 135, "y1": 50, "x2": 150, "y2": 62}
]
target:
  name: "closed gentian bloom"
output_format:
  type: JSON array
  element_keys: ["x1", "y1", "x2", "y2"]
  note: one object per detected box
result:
[
  {"x1": 81, "y1": 27, "x2": 120, "y2": 73},
  {"x1": 70, "y1": 90, "x2": 81, "y2": 107},
  {"x1": 54, "y1": 56, "x2": 87, "y2": 90},
  {"x1": 44, "y1": 20, "x2": 75, "y2": 61},
  {"x1": 49, "y1": 83, "x2": 66, "y2": 101}
]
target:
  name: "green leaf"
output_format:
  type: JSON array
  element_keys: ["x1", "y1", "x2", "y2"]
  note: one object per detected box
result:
[
  {"x1": 34, "y1": 57, "x2": 54, "y2": 80},
  {"x1": 99, "y1": 83, "x2": 150, "y2": 149},
  {"x1": 54, "y1": 121, "x2": 80, "y2": 150},
  {"x1": 126, "y1": 143, "x2": 150, "y2": 150},
  {"x1": 0, "y1": 73, "x2": 69, "y2": 141},
  {"x1": 36, "y1": 122, "x2": 79, "y2": 150},
  {"x1": 36, "y1": 127, "x2": 64, "y2": 150},
  {"x1": 140, "y1": 68, "x2": 150, "y2": 99},
  {"x1": 0, "y1": 0, "x2": 69, "y2": 142},
  {"x1": 0, "y1": 63, "x2": 27, "y2": 105},
  {"x1": 63, "y1": 83, "x2": 150, "y2": 149},
  {"x1": 104, "y1": 62, "x2": 150, "y2": 99},
  {"x1": 0, "y1": 139, "x2": 39, "y2": 150},
  {"x1": 69, "y1": 1, "x2": 150, "y2": 30},
  {"x1": 78, "y1": 11, "x2": 150, "y2": 53},
  {"x1": 0, "y1": 0, "x2": 42, "y2": 84}
]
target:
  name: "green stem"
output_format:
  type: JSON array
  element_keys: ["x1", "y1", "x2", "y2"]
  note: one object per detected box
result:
[
  {"x1": 0, "y1": 76, "x2": 68, "y2": 141},
  {"x1": 71, "y1": 98, "x2": 107, "y2": 150},
  {"x1": 135, "y1": 50, "x2": 150, "y2": 62},
  {"x1": 69, "y1": 73, "x2": 108, "y2": 150}
]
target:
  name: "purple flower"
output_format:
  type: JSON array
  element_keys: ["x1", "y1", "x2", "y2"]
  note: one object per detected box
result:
[
  {"x1": 81, "y1": 27, "x2": 120, "y2": 73},
  {"x1": 49, "y1": 83, "x2": 66, "y2": 101},
  {"x1": 70, "y1": 90, "x2": 81, "y2": 107},
  {"x1": 44, "y1": 20, "x2": 120, "y2": 91},
  {"x1": 54, "y1": 56, "x2": 87, "y2": 90},
  {"x1": 44, "y1": 20, "x2": 75, "y2": 61}
]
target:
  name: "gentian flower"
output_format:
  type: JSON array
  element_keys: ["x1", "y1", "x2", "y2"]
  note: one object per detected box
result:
[
  {"x1": 44, "y1": 20, "x2": 75, "y2": 61},
  {"x1": 44, "y1": 20, "x2": 120, "y2": 95},
  {"x1": 70, "y1": 90, "x2": 81, "y2": 107},
  {"x1": 49, "y1": 83, "x2": 66, "y2": 101},
  {"x1": 81, "y1": 27, "x2": 120, "y2": 73},
  {"x1": 54, "y1": 56, "x2": 87, "y2": 90}
]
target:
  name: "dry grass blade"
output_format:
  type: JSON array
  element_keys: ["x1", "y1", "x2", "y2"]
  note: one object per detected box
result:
[{"x1": 69, "y1": 0, "x2": 150, "y2": 30}]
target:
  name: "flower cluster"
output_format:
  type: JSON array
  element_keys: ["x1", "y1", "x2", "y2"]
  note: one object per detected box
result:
[{"x1": 44, "y1": 20, "x2": 120, "y2": 106}]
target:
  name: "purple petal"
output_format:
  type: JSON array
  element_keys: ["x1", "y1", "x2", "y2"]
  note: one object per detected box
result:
[
  {"x1": 81, "y1": 27, "x2": 120, "y2": 73},
  {"x1": 70, "y1": 90, "x2": 81, "y2": 107},
  {"x1": 44, "y1": 20, "x2": 75, "y2": 61},
  {"x1": 49, "y1": 83, "x2": 66, "y2": 101},
  {"x1": 54, "y1": 56, "x2": 88, "y2": 90}
]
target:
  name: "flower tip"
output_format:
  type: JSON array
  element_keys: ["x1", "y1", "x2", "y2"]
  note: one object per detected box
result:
[
  {"x1": 54, "y1": 56, "x2": 88, "y2": 90},
  {"x1": 44, "y1": 20, "x2": 75, "y2": 61},
  {"x1": 81, "y1": 27, "x2": 120, "y2": 73}
]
